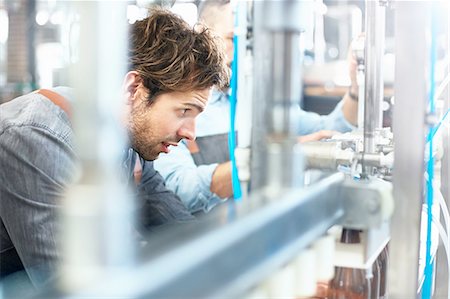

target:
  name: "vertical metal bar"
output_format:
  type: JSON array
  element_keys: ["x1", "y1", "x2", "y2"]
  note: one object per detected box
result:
[
  {"x1": 388, "y1": 2, "x2": 430, "y2": 298},
  {"x1": 60, "y1": 1, "x2": 134, "y2": 291},
  {"x1": 250, "y1": 0, "x2": 307, "y2": 191},
  {"x1": 262, "y1": 0, "x2": 305, "y2": 190},
  {"x1": 267, "y1": 32, "x2": 301, "y2": 138},
  {"x1": 235, "y1": 0, "x2": 252, "y2": 149},
  {"x1": 363, "y1": 0, "x2": 385, "y2": 157},
  {"x1": 249, "y1": 0, "x2": 268, "y2": 191}
]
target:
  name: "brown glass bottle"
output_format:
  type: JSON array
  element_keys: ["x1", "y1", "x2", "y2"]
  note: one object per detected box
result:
[
  {"x1": 371, "y1": 258, "x2": 380, "y2": 299},
  {"x1": 327, "y1": 229, "x2": 370, "y2": 299},
  {"x1": 377, "y1": 245, "x2": 389, "y2": 299}
]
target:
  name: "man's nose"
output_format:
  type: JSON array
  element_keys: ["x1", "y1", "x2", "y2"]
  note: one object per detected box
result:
[{"x1": 178, "y1": 119, "x2": 196, "y2": 141}]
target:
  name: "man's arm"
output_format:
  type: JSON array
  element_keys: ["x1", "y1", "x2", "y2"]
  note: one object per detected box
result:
[
  {"x1": 298, "y1": 48, "x2": 359, "y2": 136},
  {"x1": 209, "y1": 161, "x2": 232, "y2": 198},
  {"x1": 136, "y1": 159, "x2": 195, "y2": 229},
  {"x1": 0, "y1": 124, "x2": 76, "y2": 287},
  {"x1": 342, "y1": 47, "x2": 359, "y2": 126},
  {"x1": 341, "y1": 87, "x2": 359, "y2": 126},
  {"x1": 153, "y1": 144, "x2": 225, "y2": 213}
]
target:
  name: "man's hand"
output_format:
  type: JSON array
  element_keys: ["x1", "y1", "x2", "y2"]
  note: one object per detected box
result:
[
  {"x1": 210, "y1": 161, "x2": 233, "y2": 198},
  {"x1": 348, "y1": 42, "x2": 359, "y2": 96},
  {"x1": 342, "y1": 35, "x2": 364, "y2": 126},
  {"x1": 298, "y1": 130, "x2": 339, "y2": 143}
]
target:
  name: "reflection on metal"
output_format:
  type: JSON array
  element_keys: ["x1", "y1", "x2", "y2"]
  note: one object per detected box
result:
[
  {"x1": 259, "y1": 0, "x2": 306, "y2": 191},
  {"x1": 301, "y1": 139, "x2": 394, "y2": 173},
  {"x1": 363, "y1": 0, "x2": 386, "y2": 176},
  {"x1": 249, "y1": 0, "x2": 270, "y2": 191},
  {"x1": 352, "y1": 35, "x2": 365, "y2": 129},
  {"x1": 389, "y1": 1, "x2": 430, "y2": 298},
  {"x1": 302, "y1": 141, "x2": 354, "y2": 170},
  {"x1": 235, "y1": 0, "x2": 253, "y2": 200}
]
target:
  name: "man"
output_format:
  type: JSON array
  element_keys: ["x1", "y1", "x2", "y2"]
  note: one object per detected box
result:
[
  {"x1": 0, "y1": 8, "x2": 229, "y2": 287},
  {"x1": 153, "y1": 0, "x2": 359, "y2": 214}
]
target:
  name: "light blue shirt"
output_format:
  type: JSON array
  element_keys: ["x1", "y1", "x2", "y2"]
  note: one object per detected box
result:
[{"x1": 154, "y1": 90, "x2": 355, "y2": 213}]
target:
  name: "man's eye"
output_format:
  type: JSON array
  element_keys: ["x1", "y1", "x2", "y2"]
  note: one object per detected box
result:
[{"x1": 181, "y1": 109, "x2": 190, "y2": 115}]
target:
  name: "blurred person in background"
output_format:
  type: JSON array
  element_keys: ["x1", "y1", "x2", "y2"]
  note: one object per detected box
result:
[{"x1": 154, "y1": 0, "x2": 359, "y2": 214}]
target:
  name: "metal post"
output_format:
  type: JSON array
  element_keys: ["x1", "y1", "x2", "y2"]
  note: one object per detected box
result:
[
  {"x1": 59, "y1": 1, "x2": 134, "y2": 291},
  {"x1": 261, "y1": 0, "x2": 306, "y2": 191},
  {"x1": 249, "y1": 0, "x2": 313, "y2": 190},
  {"x1": 249, "y1": 0, "x2": 269, "y2": 191},
  {"x1": 363, "y1": 0, "x2": 386, "y2": 176},
  {"x1": 388, "y1": 2, "x2": 430, "y2": 298}
]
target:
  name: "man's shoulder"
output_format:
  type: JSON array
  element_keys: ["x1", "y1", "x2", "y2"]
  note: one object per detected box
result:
[
  {"x1": 0, "y1": 90, "x2": 73, "y2": 142},
  {"x1": 50, "y1": 86, "x2": 75, "y2": 103}
]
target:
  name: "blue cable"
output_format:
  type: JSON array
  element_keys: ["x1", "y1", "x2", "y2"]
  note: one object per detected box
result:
[
  {"x1": 429, "y1": 107, "x2": 450, "y2": 142},
  {"x1": 228, "y1": 11, "x2": 242, "y2": 202},
  {"x1": 422, "y1": 3, "x2": 438, "y2": 298}
]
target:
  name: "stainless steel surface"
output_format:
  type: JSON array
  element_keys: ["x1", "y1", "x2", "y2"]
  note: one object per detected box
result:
[
  {"x1": 251, "y1": 0, "x2": 306, "y2": 191},
  {"x1": 249, "y1": 1, "x2": 271, "y2": 191},
  {"x1": 353, "y1": 35, "x2": 366, "y2": 129},
  {"x1": 340, "y1": 178, "x2": 393, "y2": 230},
  {"x1": 301, "y1": 141, "x2": 391, "y2": 170},
  {"x1": 389, "y1": 2, "x2": 430, "y2": 297},
  {"x1": 363, "y1": 0, "x2": 386, "y2": 176},
  {"x1": 301, "y1": 141, "x2": 354, "y2": 170},
  {"x1": 66, "y1": 173, "x2": 346, "y2": 299},
  {"x1": 267, "y1": 32, "x2": 301, "y2": 137},
  {"x1": 265, "y1": 140, "x2": 304, "y2": 191},
  {"x1": 235, "y1": 0, "x2": 252, "y2": 149}
]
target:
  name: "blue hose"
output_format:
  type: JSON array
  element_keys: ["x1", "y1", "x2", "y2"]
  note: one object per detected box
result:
[
  {"x1": 422, "y1": 4, "x2": 438, "y2": 299},
  {"x1": 228, "y1": 13, "x2": 242, "y2": 202}
]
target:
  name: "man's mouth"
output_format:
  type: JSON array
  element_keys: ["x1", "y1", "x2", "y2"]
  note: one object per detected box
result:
[{"x1": 161, "y1": 142, "x2": 178, "y2": 154}]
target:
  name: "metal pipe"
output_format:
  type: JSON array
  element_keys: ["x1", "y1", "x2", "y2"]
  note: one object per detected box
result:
[
  {"x1": 261, "y1": 0, "x2": 305, "y2": 190},
  {"x1": 388, "y1": 1, "x2": 430, "y2": 297},
  {"x1": 301, "y1": 141, "x2": 354, "y2": 170},
  {"x1": 301, "y1": 142, "x2": 392, "y2": 170},
  {"x1": 363, "y1": 0, "x2": 386, "y2": 175},
  {"x1": 60, "y1": 1, "x2": 134, "y2": 291},
  {"x1": 250, "y1": 0, "x2": 307, "y2": 191},
  {"x1": 249, "y1": 1, "x2": 269, "y2": 191}
]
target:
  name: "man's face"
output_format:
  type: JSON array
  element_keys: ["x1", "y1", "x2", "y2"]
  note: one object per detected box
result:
[{"x1": 129, "y1": 87, "x2": 210, "y2": 161}]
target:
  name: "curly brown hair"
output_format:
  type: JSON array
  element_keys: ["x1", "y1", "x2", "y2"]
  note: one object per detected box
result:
[{"x1": 129, "y1": 8, "x2": 230, "y2": 101}]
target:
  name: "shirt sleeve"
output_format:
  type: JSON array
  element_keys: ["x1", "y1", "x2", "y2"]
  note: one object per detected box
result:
[
  {"x1": 153, "y1": 142, "x2": 225, "y2": 214},
  {"x1": 136, "y1": 159, "x2": 195, "y2": 230},
  {"x1": 297, "y1": 100, "x2": 355, "y2": 135},
  {"x1": 0, "y1": 124, "x2": 76, "y2": 287}
]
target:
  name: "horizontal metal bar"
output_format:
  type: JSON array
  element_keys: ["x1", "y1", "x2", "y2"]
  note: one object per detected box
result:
[{"x1": 57, "y1": 173, "x2": 346, "y2": 299}]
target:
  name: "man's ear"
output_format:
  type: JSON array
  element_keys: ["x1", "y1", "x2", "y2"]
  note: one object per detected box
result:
[{"x1": 123, "y1": 71, "x2": 143, "y2": 104}]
